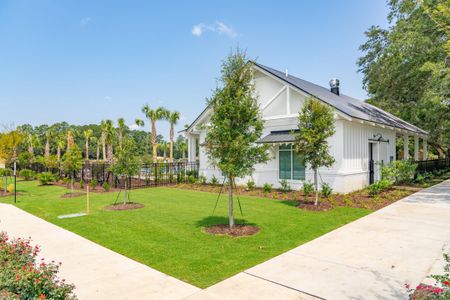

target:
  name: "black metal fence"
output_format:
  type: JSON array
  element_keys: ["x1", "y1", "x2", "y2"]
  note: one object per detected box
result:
[
  {"x1": 415, "y1": 158, "x2": 450, "y2": 174},
  {"x1": 18, "y1": 161, "x2": 199, "y2": 190}
]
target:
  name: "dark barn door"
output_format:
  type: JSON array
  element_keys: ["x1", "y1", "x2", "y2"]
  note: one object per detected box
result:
[{"x1": 369, "y1": 143, "x2": 374, "y2": 184}]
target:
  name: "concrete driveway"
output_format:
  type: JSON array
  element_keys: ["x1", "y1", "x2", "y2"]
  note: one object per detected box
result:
[{"x1": 189, "y1": 180, "x2": 450, "y2": 299}]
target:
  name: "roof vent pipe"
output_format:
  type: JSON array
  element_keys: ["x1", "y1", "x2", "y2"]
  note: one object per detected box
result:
[
  {"x1": 329, "y1": 78, "x2": 340, "y2": 96},
  {"x1": 285, "y1": 69, "x2": 288, "y2": 77}
]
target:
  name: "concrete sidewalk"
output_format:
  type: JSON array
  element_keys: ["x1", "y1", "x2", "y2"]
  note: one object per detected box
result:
[
  {"x1": 0, "y1": 204, "x2": 200, "y2": 300},
  {"x1": 189, "y1": 180, "x2": 450, "y2": 300}
]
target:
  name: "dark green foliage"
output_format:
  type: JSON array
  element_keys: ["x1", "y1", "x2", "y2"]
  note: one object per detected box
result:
[
  {"x1": 188, "y1": 175, "x2": 196, "y2": 184},
  {"x1": 79, "y1": 180, "x2": 84, "y2": 189},
  {"x1": 89, "y1": 179, "x2": 98, "y2": 189},
  {"x1": 199, "y1": 176, "x2": 207, "y2": 185},
  {"x1": 263, "y1": 183, "x2": 272, "y2": 193},
  {"x1": 210, "y1": 175, "x2": 218, "y2": 185},
  {"x1": 246, "y1": 179, "x2": 255, "y2": 191},
  {"x1": 382, "y1": 160, "x2": 418, "y2": 184},
  {"x1": 302, "y1": 181, "x2": 315, "y2": 200},
  {"x1": 358, "y1": 0, "x2": 450, "y2": 153},
  {"x1": 17, "y1": 152, "x2": 33, "y2": 168},
  {"x1": 321, "y1": 182, "x2": 333, "y2": 198},
  {"x1": 279, "y1": 179, "x2": 292, "y2": 193},
  {"x1": 102, "y1": 182, "x2": 110, "y2": 192},
  {"x1": 37, "y1": 172, "x2": 55, "y2": 185},
  {"x1": 19, "y1": 169, "x2": 35, "y2": 181},
  {"x1": 368, "y1": 179, "x2": 392, "y2": 197}
]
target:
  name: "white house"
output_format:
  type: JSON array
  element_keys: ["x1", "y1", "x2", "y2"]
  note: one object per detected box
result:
[{"x1": 184, "y1": 62, "x2": 428, "y2": 193}]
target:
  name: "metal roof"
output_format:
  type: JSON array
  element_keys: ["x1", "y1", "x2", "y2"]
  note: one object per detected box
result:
[
  {"x1": 253, "y1": 63, "x2": 427, "y2": 135},
  {"x1": 257, "y1": 130, "x2": 296, "y2": 144}
]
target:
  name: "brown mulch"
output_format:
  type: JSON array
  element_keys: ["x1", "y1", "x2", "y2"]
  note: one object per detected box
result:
[
  {"x1": 0, "y1": 190, "x2": 10, "y2": 197},
  {"x1": 104, "y1": 203, "x2": 144, "y2": 211},
  {"x1": 204, "y1": 224, "x2": 260, "y2": 237},
  {"x1": 297, "y1": 200, "x2": 334, "y2": 211},
  {"x1": 61, "y1": 192, "x2": 85, "y2": 198},
  {"x1": 53, "y1": 181, "x2": 119, "y2": 193}
]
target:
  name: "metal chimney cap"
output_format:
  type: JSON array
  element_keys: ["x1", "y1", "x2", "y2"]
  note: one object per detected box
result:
[{"x1": 329, "y1": 78, "x2": 340, "y2": 88}]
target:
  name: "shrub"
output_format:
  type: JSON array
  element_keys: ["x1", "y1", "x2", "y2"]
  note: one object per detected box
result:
[
  {"x1": 102, "y1": 182, "x2": 110, "y2": 192},
  {"x1": 368, "y1": 179, "x2": 391, "y2": 197},
  {"x1": 199, "y1": 175, "x2": 207, "y2": 185},
  {"x1": 89, "y1": 179, "x2": 98, "y2": 189},
  {"x1": 0, "y1": 168, "x2": 13, "y2": 177},
  {"x1": 0, "y1": 231, "x2": 76, "y2": 299},
  {"x1": 188, "y1": 175, "x2": 196, "y2": 184},
  {"x1": 37, "y1": 172, "x2": 55, "y2": 185},
  {"x1": 7, "y1": 184, "x2": 14, "y2": 193},
  {"x1": 210, "y1": 175, "x2": 218, "y2": 185},
  {"x1": 246, "y1": 179, "x2": 255, "y2": 191},
  {"x1": 321, "y1": 182, "x2": 333, "y2": 198},
  {"x1": 303, "y1": 181, "x2": 314, "y2": 200},
  {"x1": 19, "y1": 169, "x2": 35, "y2": 181},
  {"x1": 279, "y1": 179, "x2": 291, "y2": 193},
  {"x1": 62, "y1": 177, "x2": 71, "y2": 184},
  {"x1": 263, "y1": 182, "x2": 272, "y2": 193},
  {"x1": 393, "y1": 160, "x2": 417, "y2": 184},
  {"x1": 79, "y1": 180, "x2": 84, "y2": 189}
]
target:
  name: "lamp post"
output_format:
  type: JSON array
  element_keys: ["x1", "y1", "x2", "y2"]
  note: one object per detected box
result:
[{"x1": 13, "y1": 160, "x2": 17, "y2": 203}]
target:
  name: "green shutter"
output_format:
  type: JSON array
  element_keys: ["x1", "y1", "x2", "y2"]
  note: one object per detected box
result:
[
  {"x1": 293, "y1": 153, "x2": 305, "y2": 180},
  {"x1": 279, "y1": 151, "x2": 291, "y2": 180}
]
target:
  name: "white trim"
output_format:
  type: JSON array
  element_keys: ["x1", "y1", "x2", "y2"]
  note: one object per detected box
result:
[
  {"x1": 286, "y1": 86, "x2": 291, "y2": 115},
  {"x1": 261, "y1": 85, "x2": 287, "y2": 111}
]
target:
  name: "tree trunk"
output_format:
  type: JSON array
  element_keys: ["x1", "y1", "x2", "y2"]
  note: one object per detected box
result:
[
  {"x1": 152, "y1": 121, "x2": 157, "y2": 162},
  {"x1": 45, "y1": 139, "x2": 50, "y2": 158},
  {"x1": 228, "y1": 176, "x2": 235, "y2": 229},
  {"x1": 85, "y1": 140, "x2": 89, "y2": 160},
  {"x1": 102, "y1": 133, "x2": 106, "y2": 161},
  {"x1": 108, "y1": 144, "x2": 113, "y2": 162},
  {"x1": 71, "y1": 174, "x2": 74, "y2": 193},
  {"x1": 57, "y1": 146, "x2": 61, "y2": 161},
  {"x1": 96, "y1": 145, "x2": 100, "y2": 160},
  {"x1": 119, "y1": 131, "x2": 123, "y2": 150},
  {"x1": 123, "y1": 178, "x2": 127, "y2": 205},
  {"x1": 314, "y1": 169, "x2": 319, "y2": 206},
  {"x1": 170, "y1": 126, "x2": 174, "y2": 162},
  {"x1": 145, "y1": 136, "x2": 149, "y2": 162}
]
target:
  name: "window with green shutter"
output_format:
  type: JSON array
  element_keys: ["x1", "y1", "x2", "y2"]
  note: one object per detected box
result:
[{"x1": 278, "y1": 145, "x2": 305, "y2": 180}]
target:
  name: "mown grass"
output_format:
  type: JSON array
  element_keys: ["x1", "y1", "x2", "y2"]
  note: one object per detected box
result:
[{"x1": 1, "y1": 180, "x2": 370, "y2": 288}]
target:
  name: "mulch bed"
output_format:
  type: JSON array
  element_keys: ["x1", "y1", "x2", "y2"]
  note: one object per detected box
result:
[
  {"x1": 61, "y1": 192, "x2": 85, "y2": 198},
  {"x1": 53, "y1": 181, "x2": 119, "y2": 193},
  {"x1": 0, "y1": 190, "x2": 10, "y2": 197},
  {"x1": 297, "y1": 200, "x2": 334, "y2": 211},
  {"x1": 104, "y1": 202, "x2": 144, "y2": 211},
  {"x1": 205, "y1": 224, "x2": 260, "y2": 237}
]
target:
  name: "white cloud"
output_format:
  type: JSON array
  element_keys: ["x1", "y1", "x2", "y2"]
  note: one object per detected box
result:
[
  {"x1": 191, "y1": 21, "x2": 238, "y2": 38},
  {"x1": 79, "y1": 17, "x2": 92, "y2": 26},
  {"x1": 129, "y1": 123, "x2": 140, "y2": 130}
]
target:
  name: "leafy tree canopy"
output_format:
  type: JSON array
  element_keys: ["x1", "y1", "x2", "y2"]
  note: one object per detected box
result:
[{"x1": 358, "y1": 0, "x2": 450, "y2": 154}]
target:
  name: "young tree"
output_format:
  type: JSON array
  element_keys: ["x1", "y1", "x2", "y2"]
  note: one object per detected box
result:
[
  {"x1": 0, "y1": 130, "x2": 25, "y2": 164},
  {"x1": 61, "y1": 144, "x2": 83, "y2": 192},
  {"x1": 141, "y1": 105, "x2": 168, "y2": 162},
  {"x1": 103, "y1": 120, "x2": 115, "y2": 162},
  {"x1": 83, "y1": 129, "x2": 93, "y2": 160},
  {"x1": 205, "y1": 50, "x2": 269, "y2": 228},
  {"x1": 109, "y1": 138, "x2": 140, "y2": 205},
  {"x1": 166, "y1": 111, "x2": 180, "y2": 162},
  {"x1": 294, "y1": 97, "x2": 336, "y2": 206},
  {"x1": 55, "y1": 133, "x2": 66, "y2": 162}
]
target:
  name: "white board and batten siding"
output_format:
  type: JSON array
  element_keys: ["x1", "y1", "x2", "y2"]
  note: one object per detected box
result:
[{"x1": 188, "y1": 67, "x2": 404, "y2": 193}]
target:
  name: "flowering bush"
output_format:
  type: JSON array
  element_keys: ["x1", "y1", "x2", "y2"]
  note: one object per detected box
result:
[
  {"x1": 0, "y1": 231, "x2": 76, "y2": 299},
  {"x1": 406, "y1": 252, "x2": 450, "y2": 299}
]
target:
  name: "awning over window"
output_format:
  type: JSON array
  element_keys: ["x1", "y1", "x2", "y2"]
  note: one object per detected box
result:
[{"x1": 256, "y1": 130, "x2": 297, "y2": 144}]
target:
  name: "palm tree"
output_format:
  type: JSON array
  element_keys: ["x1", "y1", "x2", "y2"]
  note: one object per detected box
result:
[
  {"x1": 141, "y1": 105, "x2": 168, "y2": 162},
  {"x1": 66, "y1": 129, "x2": 75, "y2": 151},
  {"x1": 104, "y1": 120, "x2": 115, "y2": 162},
  {"x1": 178, "y1": 140, "x2": 188, "y2": 160},
  {"x1": 91, "y1": 136, "x2": 99, "y2": 160},
  {"x1": 100, "y1": 120, "x2": 107, "y2": 161},
  {"x1": 44, "y1": 129, "x2": 54, "y2": 158},
  {"x1": 117, "y1": 118, "x2": 126, "y2": 150},
  {"x1": 158, "y1": 141, "x2": 169, "y2": 161},
  {"x1": 166, "y1": 111, "x2": 180, "y2": 162},
  {"x1": 83, "y1": 129, "x2": 93, "y2": 160},
  {"x1": 55, "y1": 133, "x2": 66, "y2": 162},
  {"x1": 135, "y1": 118, "x2": 148, "y2": 161}
]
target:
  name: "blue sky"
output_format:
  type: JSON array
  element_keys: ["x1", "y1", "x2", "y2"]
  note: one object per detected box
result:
[{"x1": 0, "y1": 1, "x2": 389, "y2": 138}]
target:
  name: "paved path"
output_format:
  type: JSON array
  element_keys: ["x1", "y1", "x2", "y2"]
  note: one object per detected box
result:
[
  {"x1": 0, "y1": 204, "x2": 200, "y2": 300},
  {"x1": 1, "y1": 180, "x2": 449, "y2": 299},
  {"x1": 188, "y1": 180, "x2": 450, "y2": 299}
]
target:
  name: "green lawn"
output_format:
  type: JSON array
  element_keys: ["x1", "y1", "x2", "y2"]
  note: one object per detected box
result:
[{"x1": 1, "y1": 180, "x2": 370, "y2": 288}]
